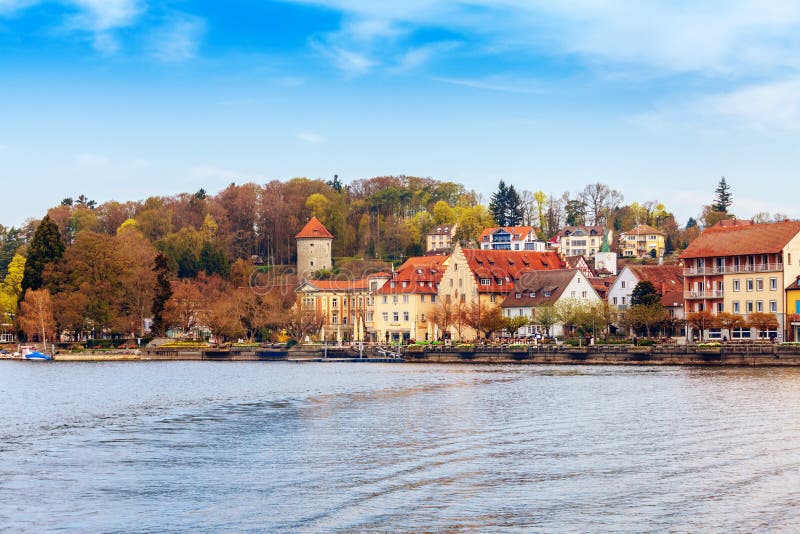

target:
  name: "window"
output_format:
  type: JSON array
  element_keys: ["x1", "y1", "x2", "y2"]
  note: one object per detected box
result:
[
  {"x1": 392, "y1": 295, "x2": 398, "y2": 304},
  {"x1": 529, "y1": 292, "x2": 536, "y2": 298},
  {"x1": 480, "y1": 278, "x2": 491, "y2": 286},
  {"x1": 420, "y1": 295, "x2": 425, "y2": 303},
  {"x1": 708, "y1": 328, "x2": 722, "y2": 340},
  {"x1": 390, "y1": 282, "x2": 396, "y2": 288},
  {"x1": 431, "y1": 295, "x2": 436, "y2": 303},
  {"x1": 746, "y1": 301, "x2": 753, "y2": 313},
  {"x1": 382, "y1": 312, "x2": 389, "y2": 321},
  {"x1": 515, "y1": 293, "x2": 521, "y2": 299},
  {"x1": 758, "y1": 329, "x2": 778, "y2": 340},
  {"x1": 392, "y1": 312, "x2": 399, "y2": 321},
  {"x1": 756, "y1": 279, "x2": 764, "y2": 291},
  {"x1": 490, "y1": 295, "x2": 497, "y2": 303},
  {"x1": 401, "y1": 281, "x2": 408, "y2": 288},
  {"x1": 403, "y1": 295, "x2": 409, "y2": 303},
  {"x1": 732, "y1": 327, "x2": 750, "y2": 339},
  {"x1": 582, "y1": 291, "x2": 588, "y2": 299},
  {"x1": 403, "y1": 312, "x2": 409, "y2": 321},
  {"x1": 746, "y1": 279, "x2": 754, "y2": 291},
  {"x1": 571, "y1": 291, "x2": 576, "y2": 298},
  {"x1": 756, "y1": 301, "x2": 763, "y2": 312},
  {"x1": 770, "y1": 300, "x2": 777, "y2": 313},
  {"x1": 621, "y1": 296, "x2": 627, "y2": 304},
  {"x1": 770, "y1": 277, "x2": 778, "y2": 290},
  {"x1": 497, "y1": 279, "x2": 503, "y2": 286},
  {"x1": 716, "y1": 303, "x2": 723, "y2": 313},
  {"x1": 331, "y1": 312, "x2": 338, "y2": 324},
  {"x1": 382, "y1": 296, "x2": 387, "y2": 304},
  {"x1": 613, "y1": 297, "x2": 618, "y2": 304},
  {"x1": 621, "y1": 281, "x2": 627, "y2": 289},
  {"x1": 331, "y1": 298, "x2": 338, "y2": 308},
  {"x1": 544, "y1": 291, "x2": 551, "y2": 297},
  {"x1": 733, "y1": 279, "x2": 740, "y2": 292},
  {"x1": 421, "y1": 313, "x2": 426, "y2": 322},
  {"x1": 733, "y1": 301, "x2": 740, "y2": 313}
]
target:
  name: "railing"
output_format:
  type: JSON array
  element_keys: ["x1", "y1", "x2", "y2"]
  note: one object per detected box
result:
[
  {"x1": 684, "y1": 290, "x2": 724, "y2": 299},
  {"x1": 684, "y1": 263, "x2": 782, "y2": 276}
]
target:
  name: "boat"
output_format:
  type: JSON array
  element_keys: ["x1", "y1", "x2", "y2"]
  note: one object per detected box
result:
[{"x1": 24, "y1": 351, "x2": 52, "y2": 361}]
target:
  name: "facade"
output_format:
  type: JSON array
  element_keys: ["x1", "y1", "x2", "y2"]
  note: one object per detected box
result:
[
  {"x1": 296, "y1": 273, "x2": 390, "y2": 342},
  {"x1": 593, "y1": 230, "x2": 618, "y2": 275},
  {"x1": 607, "y1": 264, "x2": 684, "y2": 310},
  {"x1": 619, "y1": 224, "x2": 666, "y2": 258},
  {"x1": 786, "y1": 276, "x2": 800, "y2": 341},
  {"x1": 295, "y1": 217, "x2": 333, "y2": 278},
  {"x1": 501, "y1": 269, "x2": 601, "y2": 338},
  {"x1": 549, "y1": 226, "x2": 606, "y2": 257},
  {"x1": 426, "y1": 224, "x2": 457, "y2": 253},
  {"x1": 680, "y1": 220, "x2": 800, "y2": 340},
  {"x1": 564, "y1": 255, "x2": 595, "y2": 278},
  {"x1": 436, "y1": 245, "x2": 566, "y2": 339},
  {"x1": 373, "y1": 256, "x2": 447, "y2": 343},
  {"x1": 478, "y1": 226, "x2": 545, "y2": 251}
]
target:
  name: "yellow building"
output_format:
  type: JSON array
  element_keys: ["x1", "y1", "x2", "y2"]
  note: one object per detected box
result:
[
  {"x1": 619, "y1": 224, "x2": 665, "y2": 258},
  {"x1": 372, "y1": 256, "x2": 447, "y2": 343},
  {"x1": 425, "y1": 224, "x2": 457, "y2": 253},
  {"x1": 681, "y1": 220, "x2": 800, "y2": 340},
  {"x1": 786, "y1": 276, "x2": 800, "y2": 341}
]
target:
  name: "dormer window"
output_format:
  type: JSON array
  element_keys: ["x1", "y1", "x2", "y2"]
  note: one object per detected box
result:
[
  {"x1": 515, "y1": 293, "x2": 521, "y2": 299},
  {"x1": 544, "y1": 291, "x2": 551, "y2": 297},
  {"x1": 390, "y1": 282, "x2": 396, "y2": 288},
  {"x1": 529, "y1": 292, "x2": 536, "y2": 297},
  {"x1": 401, "y1": 281, "x2": 408, "y2": 288},
  {"x1": 480, "y1": 278, "x2": 491, "y2": 286}
]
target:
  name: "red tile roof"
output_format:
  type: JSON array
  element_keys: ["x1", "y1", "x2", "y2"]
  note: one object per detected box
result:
[
  {"x1": 478, "y1": 225, "x2": 537, "y2": 242},
  {"x1": 378, "y1": 256, "x2": 445, "y2": 295},
  {"x1": 680, "y1": 220, "x2": 800, "y2": 258},
  {"x1": 300, "y1": 278, "x2": 371, "y2": 292},
  {"x1": 621, "y1": 224, "x2": 664, "y2": 236},
  {"x1": 661, "y1": 290, "x2": 685, "y2": 308},
  {"x1": 626, "y1": 264, "x2": 684, "y2": 293},
  {"x1": 295, "y1": 217, "x2": 334, "y2": 239},
  {"x1": 463, "y1": 249, "x2": 566, "y2": 293},
  {"x1": 589, "y1": 276, "x2": 617, "y2": 299},
  {"x1": 500, "y1": 269, "x2": 580, "y2": 308}
]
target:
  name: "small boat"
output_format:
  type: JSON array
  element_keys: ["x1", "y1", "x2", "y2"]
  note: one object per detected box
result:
[{"x1": 24, "y1": 351, "x2": 52, "y2": 361}]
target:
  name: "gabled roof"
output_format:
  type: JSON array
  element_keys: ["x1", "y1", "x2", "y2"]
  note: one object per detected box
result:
[
  {"x1": 478, "y1": 225, "x2": 537, "y2": 242},
  {"x1": 625, "y1": 264, "x2": 683, "y2": 293},
  {"x1": 786, "y1": 275, "x2": 800, "y2": 291},
  {"x1": 620, "y1": 224, "x2": 664, "y2": 236},
  {"x1": 463, "y1": 249, "x2": 566, "y2": 293},
  {"x1": 378, "y1": 256, "x2": 446, "y2": 295},
  {"x1": 500, "y1": 269, "x2": 581, "y2": 308},
  {"x1": 679, "y1": 220, "x2": 800, "y2": 258},
  {"x1": 661, "y1": 290, "x2": 685, "y2": 308},
  {"x1": 564, "y1": 255, "x2": 596, "y2": 276},
  {"x1": 295, "y1": 217, "x2": 334, "y2": 239},
  {"x1": 549, "y1": 226, "x2": 604, "y2": 243},
  {"x1": 427, "y1": 225, "x2": 455, "y2": 236},
  {"x1": 589, "y1": 276, "x2": 616, "y2": 299}
]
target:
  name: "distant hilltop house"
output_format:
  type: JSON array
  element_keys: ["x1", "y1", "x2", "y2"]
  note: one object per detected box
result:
[
  {"x1": 619, "y1": 224, "x2": 665, "y2": 258},
  {"x1": 295, "y1": 216, "x2": 333, "y2": 278},
  {"x1": 679, "y1": 219, "x2": 800, "y2": 340},
  {"x1": 478, "y1": 225, "x2": 546, "y2": 251},
  {"x1": 425, "y1": 224, "x2": 457, "y2": 254},
  {"x1": 548, "y1": 226, "x2": 606, "y2": 257}
]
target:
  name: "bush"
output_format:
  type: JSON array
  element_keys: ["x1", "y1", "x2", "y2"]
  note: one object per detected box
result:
[{"x1": 636, "y1": 339, "x2": 657, "y2": 347}]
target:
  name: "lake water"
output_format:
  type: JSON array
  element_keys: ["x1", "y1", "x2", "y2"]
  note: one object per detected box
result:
[{"x1": 2, "y1": 362, "x2": 800, "y2": 532}]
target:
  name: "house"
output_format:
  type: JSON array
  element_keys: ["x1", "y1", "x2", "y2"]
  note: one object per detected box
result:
[
  {"x1": 296, "y1": 273, "x2": 391, "y2": 342},
  {"x1": 785, "y1": 276, "x2": 800, "y2": 341},
  {"x1": 548, "y1": 226, "x2": 606, "y2": 257},
  {"x1": 436, "y1": 245, "x2": 566, "y2": 339},
  {"x1": 478, "y1": 226, "x2": 546, "y2": 251},
  {"x1": 501, "y1": 269, "x2": 602, "y2": 338},
  {"x1": 373, "y1": 255, "x2": 448, "y2": 343},
  {"x1": 426, "y1": 224, "x2": 457, "y2": 253},
  {"x1": 680, "y1": 219, "x2": 800, "y2": 340},
  {"x1": 619, "y1": 224, "x2": 666, "y2": 258},
  {"x1": 295, "y1": 217, "x2": 334, "y2": 278},
  {"x1": 589, "y1": 276, "x2": 617, "y2": 301},
  {"x1": 607, "y1": 264, "x2": 684, "y2": 310},
  {"x1": 564, "y1": 255, "x2": 595, "y2": 278}
]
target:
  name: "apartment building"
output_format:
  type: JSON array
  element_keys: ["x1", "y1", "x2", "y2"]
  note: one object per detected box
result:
[
  {"x1": 425, "y1": 224, "x2": 457, "y2": 253},
  {"x1": 548, "y1": 226, "x2": 606, "y2": 257},
  {"x1": 619, "y1": 224, "x2": 665, "y2": 258},
  {"x1": 478, "y1": 226, "x2": 546, "y2": 251}
]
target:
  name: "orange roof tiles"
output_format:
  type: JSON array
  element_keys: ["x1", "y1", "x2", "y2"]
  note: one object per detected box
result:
[
  {"x1": 679, "y1": 220, "x2": 800, "y2": 258},
  {"x1": 463, "y1": 249, "x2": 566, "y2": 293},
  {"x1": 295, "y1": 217, "x2": 334, "y2": 239},
  {"x1": 301, "y1": 279, "x2": 371, "y2": 292},
  {"x1": 378, "y1": 256, "x2": 446, "y2": 295},
  {"x1": 626, "y1": 264, "x2": 683, "y2": 292},
  {"x1": 621, "y1": 224, "x2": 664, "y2": 236},
  {"x1": 478, "y1": 225, "x2": 537, "y2": 242}
]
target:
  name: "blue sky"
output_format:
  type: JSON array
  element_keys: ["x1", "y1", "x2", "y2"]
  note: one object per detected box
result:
[{"x1": 1, "y1": 0, "x2": 799, "y2": 227}]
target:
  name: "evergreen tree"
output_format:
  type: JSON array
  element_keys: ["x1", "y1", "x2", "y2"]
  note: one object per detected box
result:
[
  {"x1": 565, "y1": 199, "x2": 586, "y2": 226},
  {"x1": 713, "y1": 176, "x2": 732, "y2": 212},
  {"x1": 686, "y1": 217, "x2": 698, "y2": 229},
  {"x1": 489, "y1": 181, "x2": 509, "y2": 225},
  {"x1": 328, "y1": 174, "x2": 344, "y2": 193},
  {"x1": 150, "y1": 253, "x2": 172, "y2": 336},
  {"x1": 20, "y1": 215, "x2": 65, "y2": 297},
  {"x1": 199, "y1": 241, "x2": 230, "y2": 278},
  {"x1": 630, "y1": 281, "x2": 661, "y2": 306}
]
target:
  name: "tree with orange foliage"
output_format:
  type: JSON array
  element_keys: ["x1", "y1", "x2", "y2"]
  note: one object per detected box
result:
[{"x1": 17, "y1": 288, "x2": 56, "y2": 344}]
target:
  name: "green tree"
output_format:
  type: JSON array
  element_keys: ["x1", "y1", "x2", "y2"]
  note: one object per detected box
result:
[
  {"x1": 713, "y1": 176, "x2": 732, "y2": 212},
  {"x1": 565, "y1": 199, "x2": 586, "y2": 226},
  {"x1": 150, "y1": 253, "x2": 172, "y2": 336},
  {"x1": 489, "y1": 181, "x2": 523, "y2": 226},
  {"x1": 0, "y1": 254, "x2": 25, "y2": 318},
  {"x1": 631, "y1": 281, "x2": 661, "y2": 306},
  {"x1": 533, "y1": 305, "x2": 558, "y2": 338},
  {"x1": 506, "y1": 315, "x2": 529, "y2": 337},
  {"x1": 21, "y1": 215, "x2": 65, "y2": 297}
]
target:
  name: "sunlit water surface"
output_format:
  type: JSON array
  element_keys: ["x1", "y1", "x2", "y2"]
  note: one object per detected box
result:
[{"x1": 2, "y1": 362, "x2": 800, "y2": 532}]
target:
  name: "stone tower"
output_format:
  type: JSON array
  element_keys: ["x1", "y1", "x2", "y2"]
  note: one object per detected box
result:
[{"x1": 295, "y1": 217, "x2": 333, "y2": 278}]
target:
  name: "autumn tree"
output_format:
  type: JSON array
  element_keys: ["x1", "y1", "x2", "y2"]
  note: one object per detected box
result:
[
  {"x1": 0, "y1": 254, "x2": 25, "y2": 319},
  {"x1": 506, "y1": 315, "x2": 529, "y2": 337},
  {"x1": 428, "y1": 300, "x2": 456, "y2": 339},
  {"x1": 686, "y1": 310, "x2": 720, "y2": 341},
  {"x1": 717, "y1": 312, "x2": 746, "y2": 338},
  {"x1": 17, "y1": 288, "x2": 56, "y2": 344},
  {"x1": 163, "y1": 279, "x2": 204, "y2": 336},
  {"x1": 533, "y1": 305, "x2": 559, "y2": 338},
  {"x1": 747, "y1": 312, "x2": 778, "y2": 337}
]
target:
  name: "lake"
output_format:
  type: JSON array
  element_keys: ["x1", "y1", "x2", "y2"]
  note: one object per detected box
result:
[{"x1": 2, "y1": 362, "x2": 800, "y2": 532}]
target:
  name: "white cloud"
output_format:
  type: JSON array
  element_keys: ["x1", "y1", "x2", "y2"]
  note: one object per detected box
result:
[
  {"x1": 434, "y1": 75, "x2": 545, "y2": 94},
  {"x1": 707, "y1": 78, "x2": 800, "y2": 132},
  {"x1": 148, "y1": 14, "x2": 205, "y2": 62},
  {"x1": 64, "y1": 0, "x2": 142, "y2": 53},
  {"x1": 295, "y1": 131, "x2": 325, "y2": 144},
  {"x1": 311, "y1": 39, "x2": 376, "y2": 75},
  {"x1": 0, "y1": 0, "x2": 36, "y2": 15},
  {"x1": 394, "y1": 41, "x2": 460, "y2": 72}
]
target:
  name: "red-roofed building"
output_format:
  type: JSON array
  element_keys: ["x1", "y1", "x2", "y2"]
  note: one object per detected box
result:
[
  {"x1": 295, "y1": 217, "x2": 334, "y2": 278},
  {"x1": 679, "y1": 219, "x2": 800, "y2": 340},
  {"x1": 608, "y1": 264, "x2": 684, "y2": 310},
  {"x1": 479, "y1": 226, "x2": 545, "y2": 251},
  {"x1": 548, "y1": 226, "x2": 606, "y2": 257},
  {"x1": 373, "y1": 256, "x2": 448, "y2": 342}
]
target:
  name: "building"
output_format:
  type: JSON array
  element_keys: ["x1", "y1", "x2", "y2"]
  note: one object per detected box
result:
[
  {"x1": 619, "y1": 224, "x2": 666, "y2": 258},
  {"x1": 478, "y1": 226, "x2": 545, "y2": 251},
  {"x1": 373, "y1": 256, "x2": 447, "y2": 343},
  {"x1": 589, "y1": 276, "x2": 617, "y2": 301},
  {"x1": 564, "y1": 255, "x2": 595, "y2": 278},
  {"x1": 593, "y1": 231, "x2": 618, "y2": 275},
  {"x1": 296, "y1": 273, "x2": 391, "y2": 342},
  {"x1": 426, "y1": 224, "x2": 457, "y2": 253},
  {"x1": 501, "y1": 269, "x2": 601, "y2": 338},
  {"x1": 295, "y1": 217, "x2": 333, "y2": 278},
  {"x1": 607, "y1": 264, "x2": 684, "y2": 310},
  {"x1": 548, "y1": 226, "x2": 606, "y2": 257},
  {"x1": 680, "y1": 219, "x2": 800, "y2": 340},
  {"x1": 436, "y1": 245, "x2": 566, "y2": 339},
  {"x1": 785, "y1": 276, "x2": 800, "y2": 341}
]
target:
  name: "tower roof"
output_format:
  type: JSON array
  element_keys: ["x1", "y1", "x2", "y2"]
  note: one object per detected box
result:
[{"x1": 295, "y1": 217, "x2": 333, "y2": 239}]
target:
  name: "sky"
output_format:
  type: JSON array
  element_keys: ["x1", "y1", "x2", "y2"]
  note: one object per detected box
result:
[{"x1": 1, "y1": 0, "x2": 799, "y2": 227}]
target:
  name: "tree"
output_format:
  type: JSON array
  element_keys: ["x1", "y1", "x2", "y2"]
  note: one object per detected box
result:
[
  {"x1": 686, "y1": 310, "x2": 720, "y2": 341},
  {"x1": 17, "y1": 288, "x2": 56, "y2": 344},
  {"x1": 20, "y1": 215, "x2": 65, "y2": 297},
  {"x1": 580, "y1": 182, "x2": 623, "y2": 226},
  {"x1": 477, "y1": 305, "x2": 507, "y2": 340},
  {"x1": 428, "y1": 300, "x2": 455, "y2": 339},
  {"x1": 624, "y1": 304, "x2": 668, "y2": 337},
  {"x1": 630, "y1": 281, "x2": 661, "y2": 306},
  {"x1": 283, "y1": 307, "x2": 324, "y2": 342},
  {"x1": 713, "y1": 176, "x2": 732, "y2": 212},
  {"x1": 564, "y1": 199, "x2": 586, "y2": 226},
  {"x1": 163, "y1": 279, "x2": 203, "y2": 336},
  {"x1": 0, "y1": 254, "x2": 25, "y2": 319},
  {"x1": 533, "y1": 191, "x2": 548, "y2": 236},
  {"x1": 717, "y1": 312, "x2": 746, "y2": 338},
  {"x1": 328, "y1": 174, "x2": 344, "y2": 193},
  {"x1": 506, "y1": 315, "x2": 529, "y2": 337},
  {"x1": 533, "y1": 305, "x2": 558, "y2": 337},
  {"x1": 488, "y1": 181, "x2": 523, "y2": 226},
  {"x1": 150, "y1": 253, "x2": 172, "y2": 336},
  {"x1": 748, "y1": 312, "x2": 778, "y2": 336},
  {"x1": 701, "y1": 204, "x2": 733, "y2": 228}
]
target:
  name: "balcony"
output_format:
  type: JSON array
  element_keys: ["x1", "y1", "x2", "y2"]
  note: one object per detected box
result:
[
  {"x1": 684, "y1": 290, "x2": 724, "y2": 299},
  {"x1": 684, "y1": 263, "x2": 783, "y2": 276}
]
